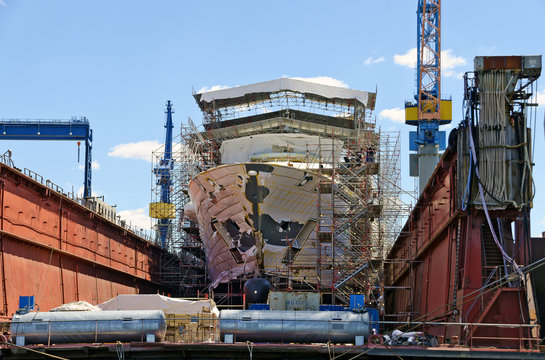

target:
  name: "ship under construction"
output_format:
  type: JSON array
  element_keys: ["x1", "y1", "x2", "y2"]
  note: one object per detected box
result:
[
  {"x1": 151, "y1": 77, "x2": 409, "y2": 304},
  {"x1": 1, "y1": 0, "x2": 545, "y2": 354},
  {"x1": 0, "y1": 56, "x2": 544, "y2": 358}
]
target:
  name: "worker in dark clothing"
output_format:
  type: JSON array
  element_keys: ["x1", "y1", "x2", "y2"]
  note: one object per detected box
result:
[{"x1": 366, "y1": 146, "x2": 375, "y2": 163}]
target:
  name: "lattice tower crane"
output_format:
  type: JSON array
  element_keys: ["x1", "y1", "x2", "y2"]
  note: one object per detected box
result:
[
  {"x1": 405, "y1": 0, "x2": 452, "y2": 194},
  {"x1": 150, "y1": 101, "x2": 175, "y2": 249}
]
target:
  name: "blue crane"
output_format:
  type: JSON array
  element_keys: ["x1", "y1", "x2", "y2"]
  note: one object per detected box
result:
[
  {"x1": 405, "y1": 0, "x2": 451, "y2": 193},
  {"x1": 152, "y1": 101, "x2": 175, "y2": 249},
  {"x1": 0, "y1": 118, "x2": 93, "y2": 197}
]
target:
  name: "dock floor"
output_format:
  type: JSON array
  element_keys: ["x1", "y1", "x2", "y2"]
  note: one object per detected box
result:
[{"x1": 2, "y1": 342, "x2": 545, "y2": 360}]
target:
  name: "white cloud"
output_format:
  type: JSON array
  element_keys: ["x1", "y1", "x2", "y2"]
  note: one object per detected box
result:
[
  {"x1": 118, "y1": 208, "x2": 152, "y2": 231},
  {"x1": 364, "y1": 56, "x2": 385, "y2": 65},
  {"x1": 0, "y1": 0, "x2": 5, "y2": 6},
  {"x1": 108, "y1": 140, "x2": 161, "y2": 162},
  {"x1": 393, "y1": 48, "x2": 417, "y2": 68},
  {"x1": 442, "y1": 49, "x2": 467, "y2": 70},
  {"x1": 78, "y1": 160, "x2": 100, "y2": 170},
  {"x1": 393, "y1": 48, "x2": 467, "y2": 77},
  {"x1": 288, "y1": 76, "x2": 349, "y2": 88},
  {"x1": 75, "y1": 186, "x2": 101, "y2": 198},
  {"x1": 536, "y1": 89, "x2": 545, "y2": 107},
  {"x1": 197, "y1": 85, "x2": 230, "y2": 93},
  {"x1": 444, "y1": 70, "x2": 466, "y2": 79},
  {"x1": 378, "y1": 107, "x2": 405, "y2": 124}
]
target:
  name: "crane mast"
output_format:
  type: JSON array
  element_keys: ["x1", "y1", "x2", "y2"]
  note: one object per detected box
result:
[
  {"x1": 406, "y1": 0, "x2": 451, "y2": 193},
  {"x1": 151, "y1": 101, "x2": 175, "y2": 249},
  {"x1": 417, "y1": 0, "x2": 441, "y2": 121}
]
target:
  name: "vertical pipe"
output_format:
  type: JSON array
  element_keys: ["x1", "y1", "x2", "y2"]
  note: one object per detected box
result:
[
  {"x1": 444, "y1": 221, "x2": 453, "y2": 326},
  {"x1": 134, "y1": 246, "x2": 138, "y2": 276},
  {"x1": 0, "y1": 180, "x2": 8, "y2": 315},
  {"x1": 83, "y1": 127, "x2": 92, "y2": 198},
  {"x1": 75, "y1": 265, "x2": 80, "y2": 302},
  {"x1": 58, "y1": 196, "x2": 64, "y2": 251},
  {"x1": 452, "y1": 218, "x2": 462, "y2": 321},
  {"x1": 330, "y1": 130, "x2": 335, "y2": 304},
  {"x1": 316, "y1": 136, "x2": 322, "y2": 293},
  {"x1": 423, "y1": 253, "x2": 431, "y2": 316},
  {"x1": 59, "y1": 256, "x2": 65, "y2": 305},
  {"x1": 94, "y1": 264, "x2": 99, "y2": 304}
]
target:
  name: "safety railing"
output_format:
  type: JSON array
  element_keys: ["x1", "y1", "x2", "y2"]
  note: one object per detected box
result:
[
  {"x1": 1, "y1": 159, "x2": 157, "y2": 244},
  {"x1": 0, "y1": 117, "x2": 89, "y2": 124},
  {"x1": 0, "y1": 151, "x2": 15, "y2": 168},
  {"x1": 23, "y1": 168, "x2": 44, "y2": 185}
]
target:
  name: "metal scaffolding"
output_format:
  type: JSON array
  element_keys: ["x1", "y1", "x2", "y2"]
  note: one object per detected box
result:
[
  {"x1": 296, "y1": 124, "x2": 408, "y2": 304},
  {"x1": 151, "y1": 127, "x2": 207, "y2": 296},
  {"x1": 153, "y1": 80, "x2": 410, "y2": 302}
]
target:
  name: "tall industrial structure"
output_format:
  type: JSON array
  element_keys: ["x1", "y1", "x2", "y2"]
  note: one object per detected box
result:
[
  {"x1": 387, "y1": 55, "x2": 542, "y2": 347},
  {"x1": 150, "y1": 101, "x2": 176, "y2": 250},
  {"x1": 151, "y1": 104, "x2": 206, "y2": 295},
  {"x1": 405, "y1": 0, "x2": 452, "y2": 193}
]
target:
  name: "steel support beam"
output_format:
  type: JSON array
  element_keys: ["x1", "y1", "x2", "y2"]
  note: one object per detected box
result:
[{"x1": 0, "y1": 119, "x2": 93, "y2": 197}]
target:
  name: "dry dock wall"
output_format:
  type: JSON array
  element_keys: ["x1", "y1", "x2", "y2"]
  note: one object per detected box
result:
[
  {"x1": 0, "y1": 163, "x2": 165, "y2": 318},
  {"x1": 385, "y1": 148, "x2": 533, "y2": 347}
]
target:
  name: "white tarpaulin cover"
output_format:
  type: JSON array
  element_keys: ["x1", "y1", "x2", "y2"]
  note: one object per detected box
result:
[
  {"x1": 50, "y1": 301, "x2": 102, "y2": 312},
  {"x1": 97, "y1": 294, "x2": 219, "y2": 316},
  {"x1": 197, "y1": 78, "x2": 372, "y2": 108}
]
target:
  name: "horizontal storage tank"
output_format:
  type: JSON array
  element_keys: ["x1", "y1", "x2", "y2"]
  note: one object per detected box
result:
[
  {"x1": 10, "y1": 310, "x2": 166, "y2": 345},
  {"x1": 219, "y1": 310, "x2": 371, "y2": 343}
]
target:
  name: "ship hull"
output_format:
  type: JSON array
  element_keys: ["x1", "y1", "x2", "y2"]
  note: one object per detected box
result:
[{"x1": 187, "y1": 163, "x2": 335, "y2": 288}]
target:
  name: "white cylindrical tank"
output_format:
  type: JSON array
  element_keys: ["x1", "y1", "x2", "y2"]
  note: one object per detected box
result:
[
  {"x1": 10, "y1": 310, "x2": 166, "y2": 345},
  {"x1": 220, "y1": 310, "x2": 371, "y2": 343}
]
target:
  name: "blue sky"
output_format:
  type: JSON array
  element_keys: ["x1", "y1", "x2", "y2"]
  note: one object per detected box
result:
[{"x1": 0, "y1": 0, "x2": 544, "y2": 235}]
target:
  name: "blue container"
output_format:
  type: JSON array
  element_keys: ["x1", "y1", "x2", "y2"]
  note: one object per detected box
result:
[
  {"x1": 248, "y1": 303, "x2": 270, "y2": 310},
  {"x1": 18, "y1": 296, "x2": 35, "y2": 312},
  {"x1": 367, "y1": 308, "x2": 379, "y2": 334},
  {"x1": 349, "y1": 294, "x2": 365, "y2": 311}
]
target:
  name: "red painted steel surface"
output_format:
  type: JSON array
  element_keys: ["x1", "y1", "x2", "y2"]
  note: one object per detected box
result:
[
  {"x1": 385, "y1": 149, "x2": 532, "y2": 348},
  {"x1": 0, "y1": 164, "x2": 165, "y2": 319}
]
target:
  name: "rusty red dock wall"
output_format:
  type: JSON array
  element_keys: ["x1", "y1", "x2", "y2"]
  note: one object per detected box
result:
[
  {"x1": 0, "y1": 163, "x2": 166, "y2": 319},
  {"x1": 385, "y1": 148, "x2": 534, "y2": 347}
]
